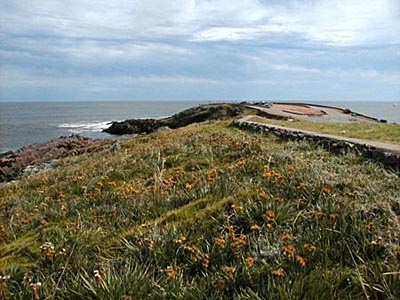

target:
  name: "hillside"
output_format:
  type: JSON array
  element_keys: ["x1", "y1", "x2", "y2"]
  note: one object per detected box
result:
[{"x1": 0, "y1": 121, "x2": 399, "y2": 299}]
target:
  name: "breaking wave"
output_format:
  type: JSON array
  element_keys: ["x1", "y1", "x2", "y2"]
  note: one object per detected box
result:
[{"x1": 57, "y1": 121, "x2": 111, "y2": 134}]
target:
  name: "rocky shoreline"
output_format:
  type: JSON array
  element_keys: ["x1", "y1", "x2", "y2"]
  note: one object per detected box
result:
[
  {"x1": 0, "y1": 135, "x2": 111, "y2": 183},
  {"x1": 1, "y1": 103, "x2": 246, "y2": 183}
]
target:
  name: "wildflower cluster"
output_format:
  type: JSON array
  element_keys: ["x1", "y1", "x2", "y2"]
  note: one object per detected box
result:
[
  {"x1": 39, "y1": 241, "x2": 67, "y2": 259},
  {"x1": 262, "y1": 210, "x2": 275, "y2": 228}
]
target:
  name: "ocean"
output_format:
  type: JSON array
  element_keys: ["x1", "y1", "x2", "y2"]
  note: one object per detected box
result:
[{"x1": 1, "y1": 100, "x2": 399, "y2": 153}]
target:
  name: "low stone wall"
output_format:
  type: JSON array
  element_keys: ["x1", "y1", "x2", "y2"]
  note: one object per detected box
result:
[{"x1": 232, "y1": 119, "x2": 400, "y2": 171}]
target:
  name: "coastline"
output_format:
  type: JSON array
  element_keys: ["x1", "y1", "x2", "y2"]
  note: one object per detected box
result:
[{"x1": 2, "y1": 102, "x2": 399, "y2": 183}]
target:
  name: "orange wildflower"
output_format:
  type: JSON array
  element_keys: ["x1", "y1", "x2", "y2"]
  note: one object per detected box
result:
[
  {"x1": 228, "y1": 165, "x2": 235, "y2": 172},
  {"x1": 296, "y1": 255, "x2": 307, "y2": 267},
  {"x1": 225, "y1": 225, "x2": 235, "y2": 238},
  {"x1": 237, "y1": 159, "x2": 246, "y2": 167},
  {"x1": 303, "y1": 243, "x2": 317, "y2": 252},
  {"x1": 365, "y1": 221, "x2": 374, "y2": 230},
  {"x1": 282, "y1": 245, "x2": 296, "y2": 260},
  {"x1": 202, "y1": 255, "x2": 210, "y2": 269},
  {"x1": 93, "y1": 270, "x2": 104, "y2": 285},
  {"x1": 213, "y1": 281, "x2": 227, "y2": 290},
  {"x1": 173, "y1": 236, "x2": 187, "y2": 244},
  {"x1": 250, "y1": 224, "x2": 261, "y2": 231},
  {"x1": 223, "y1": 266, "x2": 236, "y2": 279},
  {"x1": 262, "y1": 170, "x2": 275, "y2": 178},
  {"x1": 260, "y1": 192, "x2": 269, "y2": 200},
  {"x1": 263, "y1": 210, "x2": 275, "y2": 220},
  {"x1": 297, "y1": 182, "x2": 306, "y2": 190},
  {"x1": 281, "y1": 234, "x2": 293, "y2": 242},
  {"x1": 185, "y1": 183, "x2": 193, "y2": 189},
  {"x1": 311, "y1": 211, "x2": 326, "y2": 219},
  {"x1": 277, "y1": 176, "x2": 285, "y2": 183},
  {"x1": 322, "y1": 187, "x2": 332, "y2": 194},
  {"x1": 272, "y1": 268, "x2": 286, "y2": 277},
  {"x1": 231, "y1": 234, "x2": 247, "y2": 248},
  {"x1": 231, "y1": 204, "x2": 243, "y2": 211},
  {"x1": 165, "y1": 266, "x2": 176, "y2": 279},
  {"x1": 329, "y1": 213, "x2": 340, "y2": 222},
  {"x1": 245, "y1": 257, "x2": 254, "y2": 267},
  {"x1": 215, "y1": 237, "x2": 226, "y2": 249}
]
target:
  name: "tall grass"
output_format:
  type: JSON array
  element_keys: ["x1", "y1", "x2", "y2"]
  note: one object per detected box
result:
[{"x1": 0, "y1": 121, "x2": 399, "y2": 299}]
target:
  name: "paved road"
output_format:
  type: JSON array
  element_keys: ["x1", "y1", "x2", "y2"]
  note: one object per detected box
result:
[{"x1": 246, "y1": 104, "x2": 379, "y2": 124}]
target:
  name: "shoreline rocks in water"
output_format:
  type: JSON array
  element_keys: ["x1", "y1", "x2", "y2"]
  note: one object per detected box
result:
[
  {"x1": 0, "y1": 135, "x2": 110, "y2": 183},
  {"x1": 103, "y1": 103, "x2": 247, "y2": 135}
]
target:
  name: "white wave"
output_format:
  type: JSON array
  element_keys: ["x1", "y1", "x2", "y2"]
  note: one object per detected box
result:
[{"x1": 57, "y1": 121, "x2": 111, "y2": 132}]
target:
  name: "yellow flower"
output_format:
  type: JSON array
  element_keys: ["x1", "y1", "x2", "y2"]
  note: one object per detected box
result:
[
  {"x1": 250, "y1": 224, "x2": 261, "y2": 231},
  {"x1": 185, "y1": 183, "x2": 193, "y2": 189}
]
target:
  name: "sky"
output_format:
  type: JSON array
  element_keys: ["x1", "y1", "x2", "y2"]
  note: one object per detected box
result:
[{"x1": 0, "y1": 0, "x2": 399, "y2": 102}]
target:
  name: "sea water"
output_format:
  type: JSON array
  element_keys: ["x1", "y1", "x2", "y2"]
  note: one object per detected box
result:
[
  {"x1": 0, "y1": 101, "x2": 201, "y2": 153},
  {"x1": 0, "y1": 100, "x2": 399, "y2": 153}
]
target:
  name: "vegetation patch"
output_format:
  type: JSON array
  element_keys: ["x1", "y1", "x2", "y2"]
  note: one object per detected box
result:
[
  {"x1": 1, "y1": 121, "x2": 399, "y2": 299},
  {"x1": 250, "y1": 116, "x2": 400, "y2": 145}
]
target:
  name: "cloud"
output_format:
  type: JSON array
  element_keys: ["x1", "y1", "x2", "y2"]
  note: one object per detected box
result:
[{"x1": 0, "y1": 0, "x2": 399, "y2": 101}]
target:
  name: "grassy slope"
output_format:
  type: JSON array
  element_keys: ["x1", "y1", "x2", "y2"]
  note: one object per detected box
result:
[
  {"x1": 0, "y1": 121, "x2": 399, "y2": 299},
  {"x1": 250, "y1": 116, "x2": 400, "y2": 145}
]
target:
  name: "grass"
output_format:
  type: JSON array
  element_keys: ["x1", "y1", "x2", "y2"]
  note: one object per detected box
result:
[
  {"x1": 0, "y1": 120, "x2": 399, "y2": 299},
  {"x1": 249, "y1": 116, "x2": 400, "y2": 145}
]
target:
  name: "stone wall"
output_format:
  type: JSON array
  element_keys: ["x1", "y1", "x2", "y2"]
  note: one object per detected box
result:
[{"x1": 232, "y1": 119, "x2": 400, "y2": 171}]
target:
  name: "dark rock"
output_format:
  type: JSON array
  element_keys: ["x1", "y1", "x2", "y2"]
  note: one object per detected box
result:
[
  {"x1": 0, "y1": 135, "x2": 111, "y2": 183},
  {"x1": 343, "y1": 108, "x2": 352, "y2": 114},
  {"x1": 103, "y1": 103, "x2": 246, "y2": 135}
]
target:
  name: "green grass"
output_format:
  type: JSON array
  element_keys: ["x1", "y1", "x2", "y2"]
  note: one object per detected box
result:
[
  {"x1": 0, "y1": 121, "x2": 399, "y2": 299},
  {"x1": 250, "y1": 116, "x2": 400, "y2": 145}
]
